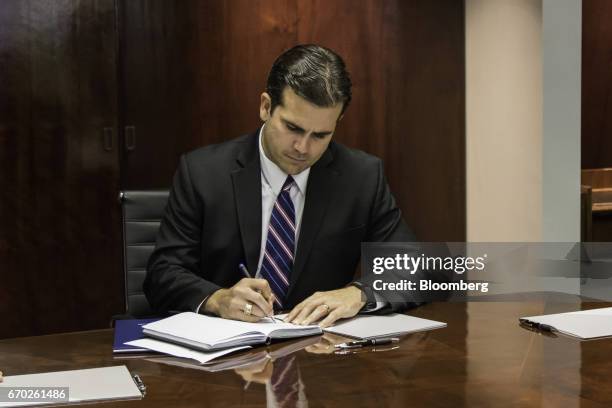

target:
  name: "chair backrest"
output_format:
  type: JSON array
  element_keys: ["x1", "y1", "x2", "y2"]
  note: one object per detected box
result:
[{"x1": 120, "y1": 190, "x2": 169, "y2": 318}]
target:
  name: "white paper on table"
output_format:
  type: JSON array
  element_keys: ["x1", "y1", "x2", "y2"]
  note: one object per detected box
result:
[
  {"x1": 322, "y1": 313, "x2": 447, "y2": 339},
  {"x1": 125, "y1": 338, "x2": 251, "y2": 364},
  {"x1": 275, "y1": 313, "x2": 446, "y2": 340},
  {"x1": 521, "y1": 307, "x2": 612, "y2": 339},
  {"x1": 0, "y1": 365, "x2": 141, "y2": 407}
]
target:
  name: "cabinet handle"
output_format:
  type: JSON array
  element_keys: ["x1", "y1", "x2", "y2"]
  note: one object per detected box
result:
[
  {"x1": 103, "y1": 127, "x2": 114, "y2": 151},
  {"x1": 125, "y1": 126, "x2": 136, "y2": 151}
]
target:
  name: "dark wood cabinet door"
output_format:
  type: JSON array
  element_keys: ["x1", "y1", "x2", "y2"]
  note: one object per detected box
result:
[
  {"x1": 117, "y1": 0, "x2": 204, "y2": 189},
  {"x1": 117, "y1": 0, "x2": 300, "y2": 190},
  {"x1": 0, "y1": 0, "x2": 124, "y2": 338}
]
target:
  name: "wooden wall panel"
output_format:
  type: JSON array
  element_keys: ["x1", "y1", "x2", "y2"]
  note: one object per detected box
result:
[
  {"x1": 0, "y1": 0, "x2": 123, "y2": 338},
  {"x1": 194, "y1": 0, "x2": 299, "y2": 142},
  {"x1": 295, "y1": 0, "x2": 465, "y2": 241},
  {"x1": 582, "y1": 0, "x2": 612, "y2": 169}
]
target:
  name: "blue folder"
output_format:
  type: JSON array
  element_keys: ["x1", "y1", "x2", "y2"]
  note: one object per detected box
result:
[{"x1": 113, "y1": 318, "x2": 161, "y2": 353}]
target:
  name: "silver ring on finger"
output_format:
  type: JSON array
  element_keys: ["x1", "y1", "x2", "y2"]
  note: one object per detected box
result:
[
  {"x1": 243, "y1": 302, "x2": 253, "y2": 316},
  {"x1": 321, "y1": 303, "x2": 330, "y2": 313}
]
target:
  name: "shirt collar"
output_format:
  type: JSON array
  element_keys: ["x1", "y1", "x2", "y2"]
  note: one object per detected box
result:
[{"x1": 258, "y1": 125, "x2": 310, "y2": 196}]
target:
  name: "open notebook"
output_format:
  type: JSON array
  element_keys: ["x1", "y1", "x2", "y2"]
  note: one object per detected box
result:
[
  {"x1": 142, "y1": 312, "x2": 322, "y2": 351},
  {"x1": 520, "y1": 306, "x2": 612, "y2": 340},
  {"x1": 146, "y1": 336, "x2": 320, "y2": 372}
]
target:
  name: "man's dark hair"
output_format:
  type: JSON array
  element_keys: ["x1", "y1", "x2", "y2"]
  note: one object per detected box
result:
[{"x1": 266, "y1": 44, "x2": 352, "y2": 115}]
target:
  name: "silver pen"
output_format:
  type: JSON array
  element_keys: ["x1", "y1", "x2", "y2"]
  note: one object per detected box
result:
[
  {"x1": 238, "y1": 263, "x2": 277, "y2": 322},
  {"x1": 132, "y1": 374, "x2": 146, "y2": 396}
]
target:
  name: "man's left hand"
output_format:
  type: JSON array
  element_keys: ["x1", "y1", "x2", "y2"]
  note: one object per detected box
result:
[{"x1": 285, "y1": 286, "x2": 365, "y2": 328}]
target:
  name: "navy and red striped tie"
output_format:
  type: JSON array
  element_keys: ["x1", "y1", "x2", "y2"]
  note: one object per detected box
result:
[{"x1": 261, "y1": 176, "x2": 296, "y2": 310}]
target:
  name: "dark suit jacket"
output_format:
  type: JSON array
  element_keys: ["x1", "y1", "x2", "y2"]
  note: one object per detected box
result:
[{"x1": 144, "y1": 130, "x2": 416, "y2": 313}]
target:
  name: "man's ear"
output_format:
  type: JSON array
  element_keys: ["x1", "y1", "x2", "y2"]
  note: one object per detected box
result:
[{"x1": 260, "y1": 92, "x2": 272, "y2": 122}]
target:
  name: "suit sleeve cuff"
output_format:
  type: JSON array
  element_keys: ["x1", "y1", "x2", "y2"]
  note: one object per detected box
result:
[
  {"x1": 349, "y1": 281, "x2": 389, "y2": 313},
  {"x1": 361, "y1": 291, "x2": 389, "y2": 313}
]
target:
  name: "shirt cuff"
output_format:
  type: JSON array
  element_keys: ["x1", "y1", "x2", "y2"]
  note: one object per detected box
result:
[{"x1": 195, "y1": 295, "x2": 211, "y2": 314}]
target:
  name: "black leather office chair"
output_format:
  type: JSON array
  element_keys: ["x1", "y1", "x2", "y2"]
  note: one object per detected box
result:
[{"x1": 119, "y1": 190, "x2": 169, "y2": 318}]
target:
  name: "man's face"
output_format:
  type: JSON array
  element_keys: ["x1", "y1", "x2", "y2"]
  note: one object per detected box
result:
[{"x1": 259, "y1": 87, "x2": 343, "y2": 175}]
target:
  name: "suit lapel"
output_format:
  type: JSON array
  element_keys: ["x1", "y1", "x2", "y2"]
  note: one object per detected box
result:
[
  {"x1": 288, "y1": 146, "x2": 336, "y2": 297},
  {"x1": 231, "y1": 132, "x2": 262, "y2": 275}
]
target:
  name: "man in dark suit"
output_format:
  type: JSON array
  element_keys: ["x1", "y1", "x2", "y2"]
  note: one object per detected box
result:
[{"x1": 144, "y1": 44, "x2": 415, "y2": 327}]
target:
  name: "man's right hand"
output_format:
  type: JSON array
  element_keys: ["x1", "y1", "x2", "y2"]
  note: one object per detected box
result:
[{"x1": 204, "y1": 278, "x2": 274, "y2": 322}]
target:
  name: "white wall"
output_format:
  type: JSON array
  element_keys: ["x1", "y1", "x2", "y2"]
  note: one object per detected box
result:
[{"x1": 466, "y1": 0, "x2": 543, "y2": 242}]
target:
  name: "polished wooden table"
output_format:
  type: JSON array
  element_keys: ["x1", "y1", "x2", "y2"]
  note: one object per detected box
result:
[{"x1": 2, "y1": 301, "x2": 612, "y2": 407}]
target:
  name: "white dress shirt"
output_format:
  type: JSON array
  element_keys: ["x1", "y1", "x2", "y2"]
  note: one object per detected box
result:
[{"x1": 256, "y1": 125, "x2": 310, "y2": 276}]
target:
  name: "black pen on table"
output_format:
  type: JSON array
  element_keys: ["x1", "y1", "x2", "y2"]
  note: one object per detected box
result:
[
  {"x1": 335, "y1": 337, "x2": 400, "y2": 349},
  {"x1": 335, "y1": 345, "x2": 400, "y2": 355},
  {"x1": 239, "y1": 263, "x2": 277, "y2": 322}
]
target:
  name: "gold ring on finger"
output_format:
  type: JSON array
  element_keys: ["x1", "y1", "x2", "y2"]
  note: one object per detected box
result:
[
  {"x1": 322, "y1": 304, "x2": 330, "y2": 313},
  {"x1": 243, "y1": 302, "x2": 253, "y2": 316}
]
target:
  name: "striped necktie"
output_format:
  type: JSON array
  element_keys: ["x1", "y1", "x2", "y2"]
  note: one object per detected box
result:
[{"x1": 261, "y1": 176, "x2": 296, "y2": 310}]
